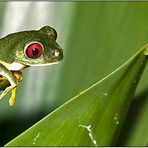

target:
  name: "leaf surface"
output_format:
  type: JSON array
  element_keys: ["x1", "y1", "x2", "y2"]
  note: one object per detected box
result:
[{"x1": 6, "y1": 45, "x2": 148, "y2": 146}]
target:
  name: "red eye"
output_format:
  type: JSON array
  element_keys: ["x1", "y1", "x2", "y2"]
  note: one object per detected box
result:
[{"x1": 25, "y1": 42, "x2": 43, "y2": 59}]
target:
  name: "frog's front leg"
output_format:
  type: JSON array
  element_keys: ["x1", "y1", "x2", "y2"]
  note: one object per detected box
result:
[{"x1": 0, "y1": 63, "x2": 19, "y2": 106}]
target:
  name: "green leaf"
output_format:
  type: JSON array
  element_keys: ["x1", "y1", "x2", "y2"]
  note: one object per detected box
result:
[{"x1": 6, "y1": 44, "x2": 148, "y2": 146}]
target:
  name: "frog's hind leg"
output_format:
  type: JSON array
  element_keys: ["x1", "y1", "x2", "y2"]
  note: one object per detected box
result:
[{"x1": 0, "y1": 63, "x2": 17, "y2": 106}]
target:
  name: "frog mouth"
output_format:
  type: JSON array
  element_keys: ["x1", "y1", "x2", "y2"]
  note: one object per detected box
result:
[{"x1": 30, "y1": 61, "x2": 60, "y2": 67}]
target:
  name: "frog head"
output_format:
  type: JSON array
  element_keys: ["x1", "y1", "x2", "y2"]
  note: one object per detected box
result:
[{"x1": 14, "y1": 26, "x2": 63, "y2": 68}]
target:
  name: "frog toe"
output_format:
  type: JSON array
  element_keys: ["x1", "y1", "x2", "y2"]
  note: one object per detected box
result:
[
  {"x1": 9, "y1": 88, "x2": 17, "y2": 106},
  {"x1": 0, "y1": 93, "x2": 5, "y2": 100}
]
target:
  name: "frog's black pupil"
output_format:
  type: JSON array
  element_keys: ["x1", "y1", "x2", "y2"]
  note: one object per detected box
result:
[{"x1": 32, "y1": 48, "x2": 39, "y2": 56}]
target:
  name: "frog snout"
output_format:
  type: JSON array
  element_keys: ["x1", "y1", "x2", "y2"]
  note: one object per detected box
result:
[{"x1": 54, "y1": 48, "x2": 63, "y2": 61}]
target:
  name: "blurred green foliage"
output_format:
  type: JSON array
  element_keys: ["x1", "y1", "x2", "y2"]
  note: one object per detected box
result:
[{"x1": 0, "y1": 2, "x2": 148, "y2": 146}]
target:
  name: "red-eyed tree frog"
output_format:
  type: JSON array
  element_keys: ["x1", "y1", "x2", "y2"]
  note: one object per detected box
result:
[{"x1": 0, "y1": 26, "x2": 63, "y2": 106}]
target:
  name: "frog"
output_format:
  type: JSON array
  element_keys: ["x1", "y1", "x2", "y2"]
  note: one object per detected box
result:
[{"x1": 0, "y1": 26, "x2": 63, "y2": 106}]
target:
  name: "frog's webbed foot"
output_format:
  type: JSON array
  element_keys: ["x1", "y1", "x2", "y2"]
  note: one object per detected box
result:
[
  {"x1": 0, "y1": 81, "x2": 17, "y2": 106},
  {"x1": 0, "y1": 84, "x2": 18, "y2": 106},
  {"x1": 0, "y1": 85, "x2": 17, "y2": 100},
  {"x1": 0, "y1": 69, "x2": 22, "y2": 106}
]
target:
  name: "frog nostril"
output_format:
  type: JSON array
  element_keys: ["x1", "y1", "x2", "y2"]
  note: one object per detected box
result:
[{"x1": 54, "y1": 49, "x2": 60, "y2": 57}]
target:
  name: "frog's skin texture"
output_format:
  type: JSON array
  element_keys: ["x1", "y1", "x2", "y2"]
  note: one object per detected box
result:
[{"x1": 0, "y1": 26, "x2": 63, "y2": 106}]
